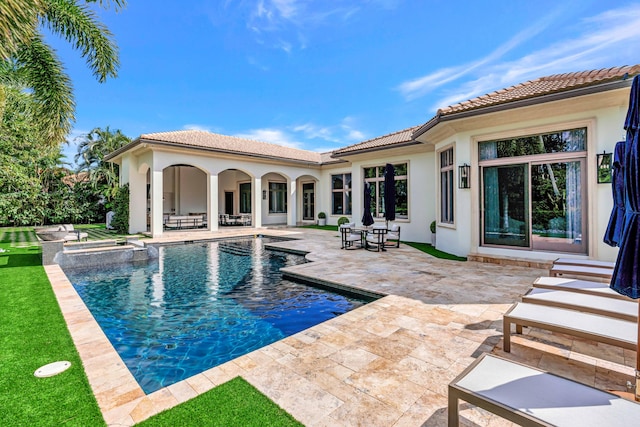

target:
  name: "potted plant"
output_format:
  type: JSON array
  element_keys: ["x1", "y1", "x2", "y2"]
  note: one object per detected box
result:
[
  {"x1": 430, "y1": 220, "x2": 436, "y2": 246},
  {"x1": 318, "y1": 212, "x2": 327, "y2": 226}
]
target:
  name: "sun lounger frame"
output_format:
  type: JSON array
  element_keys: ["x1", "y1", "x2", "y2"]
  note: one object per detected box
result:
[
  {"x1": 502, "y1": 302, "x2": 636, "y2": 353},
  {"x1": 532, "y1": 276, "x2": 629, "y2": 300},
  {"x1": 448, "y1": 353, "x2": 640, "y2": 427},
  {"x1": 553, "y1": 258, "x2": 615, "y2": 269},
  {"x1": 549, "y1": 264, "x2": 613, "y2": 281},
  {"x1": 521, "y1": 287, "x2": 637, "y2": 322}
]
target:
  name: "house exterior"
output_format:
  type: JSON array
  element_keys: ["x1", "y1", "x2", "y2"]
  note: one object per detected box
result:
[{"x1": 106, "y1": 65, "x2": 640, "y2": 262}]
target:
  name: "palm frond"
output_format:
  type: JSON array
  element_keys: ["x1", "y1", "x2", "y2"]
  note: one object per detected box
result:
[
  {"x1": 0, "y1": 0, "x2": 42, "y2": 59},
  {"x1": 14, "y1": 35, "x2": 75, "y2": 145},
  {"x1": 41, "y1": 0, "x2": 119, "y2": 83}
]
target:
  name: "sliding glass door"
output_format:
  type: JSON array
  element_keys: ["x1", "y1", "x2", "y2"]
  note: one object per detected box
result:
[
  {"x1": 482, "y1": 164, "x2": 529, "y2": 247},
  {"x1": 479, "y1": 127, "x2": 587, "y2": 254},
  {"x1": 530, "y1": 160, "x2": 585, "y2": 253}
]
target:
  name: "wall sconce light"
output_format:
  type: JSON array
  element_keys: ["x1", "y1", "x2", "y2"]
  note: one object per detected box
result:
[
  {"x1": 262, "y1": 190, "x2": 267, "y2": 200},
  {"x1": 458, "y1": 163, "x2": 471, "y2": 189},
  {"x1": 597, "y1": 151, "x2": 612, "y2": 184}
]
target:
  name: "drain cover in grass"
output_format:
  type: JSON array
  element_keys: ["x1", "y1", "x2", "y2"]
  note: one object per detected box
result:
[{"x1": 34, "y1": 361, "x2": 71, "y2": 378}]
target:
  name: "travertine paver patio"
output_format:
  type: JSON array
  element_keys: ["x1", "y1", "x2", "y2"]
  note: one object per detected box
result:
[{"x1": 44, "y1": 227, "x2": 636, "y2": 426}]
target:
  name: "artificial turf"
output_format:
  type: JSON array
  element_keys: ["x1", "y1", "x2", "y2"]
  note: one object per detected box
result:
[
  {"x1": 0, "y1": 227, "x2": 304, "y2": 426},
  {"x1": 0, "y1": 234, "x2": 105, "y2": 426},
  {"x1": 137, "y1": 377, "x2": 302, "y2": 427}
]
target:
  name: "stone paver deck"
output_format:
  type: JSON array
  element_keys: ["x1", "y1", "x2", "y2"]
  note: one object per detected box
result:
[{"x1": 44, "y1": 227, "x2": 636, "y2": 426}]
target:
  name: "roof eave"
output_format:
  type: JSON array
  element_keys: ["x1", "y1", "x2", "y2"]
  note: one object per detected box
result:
[
  {"x1": 331, "y1": 140, "x2": 423, "y2": 158},
  {"x1": 412, "y1": 78, "x2": 635, "y2": 140},
  {"x1": 121, "y1": 138, "x2": 323, "y2": 166}
]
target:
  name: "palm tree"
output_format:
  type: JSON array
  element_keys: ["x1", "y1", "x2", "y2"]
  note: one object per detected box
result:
[
  {"x1": 75, "y1": 126, "x2": 130, "y2": 201},
  {"x1": 0, "y1": 0, "x2": 125, "y2": 145}
]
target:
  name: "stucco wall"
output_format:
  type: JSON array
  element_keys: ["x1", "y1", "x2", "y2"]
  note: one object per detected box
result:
[{"x1": 431, "y1": 103, "x2": 628, "y2": 260}]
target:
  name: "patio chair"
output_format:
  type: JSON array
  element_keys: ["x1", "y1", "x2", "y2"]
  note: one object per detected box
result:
[
  {"x1": 63, "y1": 224, "x2": 88, "y2": 242},
  {"x1": 340, "y1": 223, "x2": 361, "y2": 249},
  {"x1": 365, "y1": 225, "x2": 387, "y2": 252},
  {"x1": 449, "y1": 353, "x2": 640, "y2": 427},
  {"x1": 502, "y1": 302, "x2": 636, "y2": 353},
  {"x1": 385, "y1": 224, "x2": 400, "y2": 248}
]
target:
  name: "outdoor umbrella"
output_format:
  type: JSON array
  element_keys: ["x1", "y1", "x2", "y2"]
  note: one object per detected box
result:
[
  {"x1": 384, "y1": 163, "x2": 396, "y2": 225},
  {"x1": 609, "y1": 74, "x2": 640, "y2": 400},
  {"x1": 362, "y1": 182, "x2": 374, "y2": 226},
  {"x1": 603, "y1": 140, "x2": 626, "y2": 247}
]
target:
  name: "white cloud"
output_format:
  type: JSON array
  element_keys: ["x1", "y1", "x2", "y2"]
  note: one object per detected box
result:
[
  {"x1": 234, "y1": 117, "x2": 367, "y2": 152},
  {"x1": 183, "y1": 124, "x2": 213, "y2": 132},
  {"x1": 245, "y1": 0, "x2": 363, "y2": 52},
  {"x1": 235, "y1": 128, "x2": 303, "y2": 149},
  {"x1": 399, "y1": 3, "x2": 640, "y2": 111}
]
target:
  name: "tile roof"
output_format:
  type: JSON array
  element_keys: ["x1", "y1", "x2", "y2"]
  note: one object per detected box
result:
[
  {"x1": 438, "y1": 65, "x2": 640, "y2": 116},
  {"x1": 139, "y1": 130, "x2": 323, "y2": 164},
  {"x1": 331, "y1": 125, "x2": 421, "y2": 156}
]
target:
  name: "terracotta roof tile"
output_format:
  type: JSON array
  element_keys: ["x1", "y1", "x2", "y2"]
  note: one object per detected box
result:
[
  {"x1": 140, "y1": 130, "x2": 323, "y2": 164},
  {"x1": 331, "y1": 125, "x2": 421, "y2": 156},
  {"x1": 438, "y1": 65, "x2": 640, "y2": 115}
]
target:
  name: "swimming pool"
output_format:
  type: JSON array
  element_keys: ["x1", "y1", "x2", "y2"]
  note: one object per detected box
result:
[{"x1": 63, "y1": 237, "x2": 371, "y2": 393}]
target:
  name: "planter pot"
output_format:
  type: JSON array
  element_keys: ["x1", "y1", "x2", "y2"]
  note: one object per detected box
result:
[
  {"x1": 318, "y1": 219, "x2": 326, "y2": 226},
  {"x1": 431, "y1": 234, "x2": 436, "y2": 246}
]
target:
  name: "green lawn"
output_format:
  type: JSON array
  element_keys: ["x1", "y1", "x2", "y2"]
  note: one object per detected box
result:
[
  {"x1": 0, "y1": 230, "x2": 105, "y2": 426},
  {"x1": 0, "y1": 226, "x2": 302, "y2": 426},
  {"x1": 138, "y1": 377, "x2": 302, "y2": 427}
]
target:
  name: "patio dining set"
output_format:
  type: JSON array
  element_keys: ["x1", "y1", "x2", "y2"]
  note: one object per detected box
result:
[{"x1": 339, "y1": 223, "x2": 400, "y2": 251}]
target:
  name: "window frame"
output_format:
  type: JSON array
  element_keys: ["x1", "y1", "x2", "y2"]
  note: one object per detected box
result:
[
  {"x1": 439, "y1": 147, "x2": 455, "y2": 225},
  {"x1": 268, "y1": 181, "x2": 287, "y2": 214},
  {"x1": 363, "y1": 162, "x2": 409, "y2": 220},
  {"x1": 331, "y1": 173, "x2": 352, "y2": 216},
  {"x1": 478, "y1": 126, "x2": 588, "y2": 253}
]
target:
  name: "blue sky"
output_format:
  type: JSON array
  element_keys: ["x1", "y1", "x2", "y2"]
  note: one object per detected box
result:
[{"x1": 48, "y1": 0, "x2": 640, "y2": 165}]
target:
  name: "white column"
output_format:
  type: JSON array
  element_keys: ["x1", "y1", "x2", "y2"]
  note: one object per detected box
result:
[
  {"x1": 253, "y1": 177, "x2": 262, "y2": 228},
  {"x1": 288, "y1": 178, "x2": 297, "y2": 226},
  {"x1": 208, "y1": 173, "x2": 219, "y2": 231},
  {"x1": 150, "y1": 169, "x2": 164, "y2": 237},
  {"x1": 126, "y1": 154, "x2": 147, "y2": 234}
]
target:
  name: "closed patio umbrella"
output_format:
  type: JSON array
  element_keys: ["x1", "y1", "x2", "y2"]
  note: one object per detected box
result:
[
  {"x1": 384, "y1": 163, "x2": 396, "y2": 225},
  {"x1": 609, "y1": 74, "x2": 640, "y2": 400},
  {"x1": 362, "y1": 182, "x2": 374, "y2": 226},
  {"x1": 603, "y1": 140, "x2": 626, "y2": 247}
]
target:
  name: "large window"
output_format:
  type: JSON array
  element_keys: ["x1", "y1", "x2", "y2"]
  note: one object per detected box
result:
[
  {"x1": 480, "y1": 127, "x2": 586, "y2": 253},
  {"x1": 331, "y1": 173, "x2": 352, "y2": 215},
  {"x1": 363, "y1": 163, "x2": 408, "y2": 219},
  {"x1": 239, "y1": 182, "x2": 251, "y2": 213},
  {"x1": 268, "y1": 182, "x2": 287, "y2": 214},
  {"x1": 440, "y1": 149, "x2": 454, "y2": 224}
]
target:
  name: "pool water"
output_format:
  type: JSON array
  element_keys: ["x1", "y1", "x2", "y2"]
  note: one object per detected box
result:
[{"x1": 64, "y1": 237, "x2": 371, "y2": 393}]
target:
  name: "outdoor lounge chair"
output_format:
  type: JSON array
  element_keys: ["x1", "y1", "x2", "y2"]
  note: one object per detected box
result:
[
  {"x1": 448, "y1": 353, "x2": 640, "y2": 427},
  {"x1": 532, "y1": 276, "x2": 629, "y2": 300},
  {"x1": 365, "y1": 225, "x2": 387, "y2": 252},
  {"x1": 553, "y1": 258, "x2": 615, "y2": 269},
  {"x1": 502, "y1": 302, "x2": 636, "y2": 353},
  {"x1": 340, "y1": 223, "x2": 361, "y2": 249},
  {"x1": 63, "y1": 224, "x2": 88, "y2": 242},
  {"x1": 521, "y1": 287, "x2": 637, "y2": 322},
  {"x1": 549, "y1": 264, "x2": 613, "y2": 282},
  {"x1": 385, "y1": 224, "x2": 400, "y2": 248}
]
